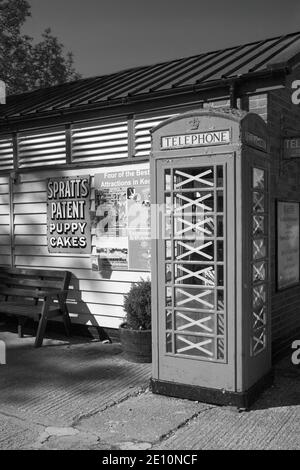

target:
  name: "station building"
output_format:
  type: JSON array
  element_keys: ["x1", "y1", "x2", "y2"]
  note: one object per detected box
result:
[{"x1": 1, "y1": 31, "x2": 300, "y2": 361}]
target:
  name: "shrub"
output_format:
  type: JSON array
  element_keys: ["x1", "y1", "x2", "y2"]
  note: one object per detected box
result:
[{"x1": 123, "y1": 279, "x2": 151, "y2": 330}]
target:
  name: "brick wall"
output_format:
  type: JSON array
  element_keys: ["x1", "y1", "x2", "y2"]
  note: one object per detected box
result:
[
  {"x1": 267, "y1": 65, "x2": 300, "y2": 360},
  {"x1": 249, "y1": 94, "x2": 268, "y2": 122}
]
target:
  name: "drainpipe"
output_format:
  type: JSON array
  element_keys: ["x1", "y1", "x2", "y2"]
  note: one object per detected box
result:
[{"x1": 229, "y1": 80, "x2": 237, "y2": 109}]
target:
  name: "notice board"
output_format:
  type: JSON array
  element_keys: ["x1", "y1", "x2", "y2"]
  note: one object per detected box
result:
[
  {"x1": 91, "y1": 164, "x2": 151, "y2": 271},
  {"x1": 47, "y1": 175, "x2": 91, "y2": 253},
  {"x1": 277, "y1": 201, "x2": 300, "y2": 290}
]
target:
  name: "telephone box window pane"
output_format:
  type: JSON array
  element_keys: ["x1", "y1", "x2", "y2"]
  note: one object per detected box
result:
[
  {"x1": 217, "y1": 313, "x2": 225, "y2": 335},
  {"x1": 165, "y1": 240, "x2": 172, "y2": 259},
  {"x1": 175, "y1": 287, "x2": 214, "y2": 310},
  {"x1": 165, "y1": 264, "x2": 172, "y2": 284},
  {"x1": 166, "y1": 287, "x2": 172, "y2": 306},
  {"x1": 217, "y1": 338, "x2": 225, "y2": 360},
  {"x1": 253, "y1": 304, "x2": 266, "y2": 329},
  {"x1": 175, "y1": 310, "x2": 214, "y2": 334},
  {"x1": 174, "y1": 167, "x2": 214, "y2": 190},
  {"x1": 253, "y1": 238, "x2": 266, "y2": 260},
  {"x1": 253, "y1": 168, "x2": 265, "y2": 190},
  {"x1": 175, "y1": 334, "x2": 214, "y2": 358},
  {"x1": 253, "y1": 284, "x2": 266, "y2": 308},
  {"x1": 217, "y1": 166, "x2": 223, "y2": 187},
  {"x1": 251, "y1": 328, "x2": 266, "y2": 355},
  {"x1": 217, "y1": 191, "x2": 223, "y2": 212},
  {"x1": 166, "y1": 309, "x2": 172, "y2": 330},
  {"x1": 174, "y1": 239, "x2": 214, "y2": 262},
  {"x1": 174, "y1": 214, "x2": 214, "y2": 239},
  {"x1": 174, "y1": 192, "x2": 214, "y2": 213},
  {"x1": 165, "y1": 169, "x2": 171, "y2": 191},
  {"x1": 174, "y1": 287, "x2": 215, "y2": 310},
  {"x1": 164, "y1": 215, "x2": 172, "y2": 239},
  {"x1": 217, "y1": 216, "x2": 223, "y2": 237},
  {"x1": 166, "y1": 333, "x2": 173, "y2": 353},
  {"x1": 253, "y1": 192, "x2": 265, "y2": 212},
  {"x1": 217, "y1": 290, "x2": 224, "y2": 311},
  {"x1": 217, "y1": 265, "x2": 224, "y2": 286},
  {"x1": 164, "y1": 193, "x2": 172, "y2": 214},
  {"x1": 253, "y1": 261, "x2": 266, "y2": 282},
  {"x1": 253, "y1": 215, "x2": 265, "y2": 236},
  {"x1": 174, "y1": 264, "x2": 215, "y2": 286},
  {"x1": 217, "y1": 240, "x2": 224, "y2": 261}
]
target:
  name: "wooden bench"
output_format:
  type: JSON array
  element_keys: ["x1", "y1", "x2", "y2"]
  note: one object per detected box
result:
[{"x1": 0, "y1": 268, "x2": 72, "y2": 347}]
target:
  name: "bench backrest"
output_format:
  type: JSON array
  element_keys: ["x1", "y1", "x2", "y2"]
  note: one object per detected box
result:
[{"x1": 0, "y1": 268, "x2": 72, "y2": 299}]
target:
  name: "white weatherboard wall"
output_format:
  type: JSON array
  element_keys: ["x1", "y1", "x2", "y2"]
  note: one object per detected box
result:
[
  {"x1": 0, "y1": 175, "x2": 11, "y2": 267},
  {"x1": 134, "y1": 114, "x2": 178, "y2": 156},
  {"x1": 12, "y1": 164, "x2": 150, "y2": 330}
]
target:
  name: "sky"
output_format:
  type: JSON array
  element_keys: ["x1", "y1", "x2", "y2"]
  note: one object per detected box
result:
[{"x1": 22, "y1": 0, "x2": 300, "y2": 79}]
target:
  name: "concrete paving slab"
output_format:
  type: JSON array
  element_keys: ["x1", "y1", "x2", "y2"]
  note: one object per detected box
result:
[
  {"x1": 154, "y1": 405, "x2": 300, "y2": 450},
  {"x1": 0, "y1": 413, "x2": 43, "y2": 450},
  {"x1": 1, "y1": 328, "x2": 300, "y2": 450},
  {"x1": 154, "y1": 359, "x2": 300, "y2": 450},
  {"x1": 32, "y1": 427, "x2": 103, "y2": 450},
  {"x1": 76, "y1": 390, "x2": 212, "y2": 449}
]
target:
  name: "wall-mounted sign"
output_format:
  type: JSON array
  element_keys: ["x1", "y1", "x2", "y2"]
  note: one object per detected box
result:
[
  {"x1": 47, "y1": 176, "x2": 91, "y2": 253},
  {"x1": 277, "y1": 201, "x2": 300, "y2": 290},
  {"x1": 283, "y1": 137, "x2": 300, "y2": 159},
  {"x1": 244, "y1": 131, "x2": 267, "y2": 152},
  {"x1": 161, "y1": 129, "x2": 230, "y2": 150},
  {"x1": 92, "y1": 164, "x2": 151, "y2": 271}
]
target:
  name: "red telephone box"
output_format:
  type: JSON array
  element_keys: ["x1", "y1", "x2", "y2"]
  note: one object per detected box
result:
[{"x1": 150, "y1": 108, "x2": 272, "y2": 407}]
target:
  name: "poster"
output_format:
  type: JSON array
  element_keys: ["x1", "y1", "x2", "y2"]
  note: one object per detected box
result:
[
  {"x1": 277, "y1": 201, "x2": 300, "y2": 290},
  {"x1": 47, "y1": 176, "x2": 91, "y2": 253},
  {"x1": 92, "y1": 165, "x2": 151, "y2": 270}
]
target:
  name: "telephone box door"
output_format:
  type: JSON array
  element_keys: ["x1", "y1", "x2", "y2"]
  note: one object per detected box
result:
[{"x1": 155, "y1": 154, "x2": 236, "y2": 390}]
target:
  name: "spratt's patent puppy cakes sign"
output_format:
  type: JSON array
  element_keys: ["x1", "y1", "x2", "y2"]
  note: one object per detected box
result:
[{"x1": 47, "y1": 176, "x2": 91, "y2": 253}]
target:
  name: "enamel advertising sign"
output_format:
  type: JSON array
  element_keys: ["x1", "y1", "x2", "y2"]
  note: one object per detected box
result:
[{"x1": 47, "y1": 176, "x2": 91, "y2": 253}]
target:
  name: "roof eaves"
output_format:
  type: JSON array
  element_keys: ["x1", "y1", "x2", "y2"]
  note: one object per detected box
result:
[{"x1": 0, "y1": 65, "x2": 289, "y2": 127}]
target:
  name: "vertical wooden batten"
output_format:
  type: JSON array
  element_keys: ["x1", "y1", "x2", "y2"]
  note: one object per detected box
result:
[
  {"x1": 65, "y1": 124, "x2": 72, "y2": 164},
  {"x1": 9, "y1": 175, "x2": 14, "y2": 268},
  {"x1": 127, "y1": 115, "x2": 135, "y2": 158}
]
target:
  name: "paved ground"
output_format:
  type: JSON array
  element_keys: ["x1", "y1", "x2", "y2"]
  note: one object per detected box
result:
[{"x1": 0, "y1": 327, "x2": 299, "y2": 450}]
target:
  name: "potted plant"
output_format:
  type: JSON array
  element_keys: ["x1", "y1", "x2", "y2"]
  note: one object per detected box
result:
[{"x1": 119, "y1": 279, "x2": 152, "y2": 363}]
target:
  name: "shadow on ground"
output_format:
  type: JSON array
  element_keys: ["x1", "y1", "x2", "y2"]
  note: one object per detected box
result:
[
  {"x1": 1, "y1": 324, "x2": 300, "y2": 422},
  {"x1": 0, "y1": 327, "x2": 151, "y2": 426},
  {"x1": 251, "y1": 356, "x2": 300, "y2": 411}
]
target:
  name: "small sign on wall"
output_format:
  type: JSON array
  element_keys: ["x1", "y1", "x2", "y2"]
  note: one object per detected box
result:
[
  {"x1": 277, "y1": 201, "x2": 300, "y2": 290},
  {"x1": 283, "y1": 137, "x2": 300, "y2": 159},
  {"x1": 47, "y1": 176, "x2": 91, "y2": 253}
]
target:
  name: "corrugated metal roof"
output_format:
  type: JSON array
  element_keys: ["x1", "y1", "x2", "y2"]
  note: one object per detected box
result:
[{"x1": 1, "y1": 31, "x2": 300, "y2": 120}]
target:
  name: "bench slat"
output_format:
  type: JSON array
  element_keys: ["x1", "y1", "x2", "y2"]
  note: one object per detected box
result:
[
  {"x1": 0, "y1": 287, "x2": 67, "y2": 298},
  {"x1": 0, "y1": 267, "x2": 68, "y2": 279},
  {"x1": 0, "y1": 276, "x2": 62, "y2": 289},
  {"x1": 0, "y1": 304, "x2": 62, "y2": 318},
  {"x1": 0, "y1": 303, "x2": 41, "y2": 317}
]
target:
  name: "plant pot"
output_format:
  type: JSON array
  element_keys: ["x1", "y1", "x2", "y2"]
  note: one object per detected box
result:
[{"x1": 119, "y1": 323, "x2": 152, "y2": 363}]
